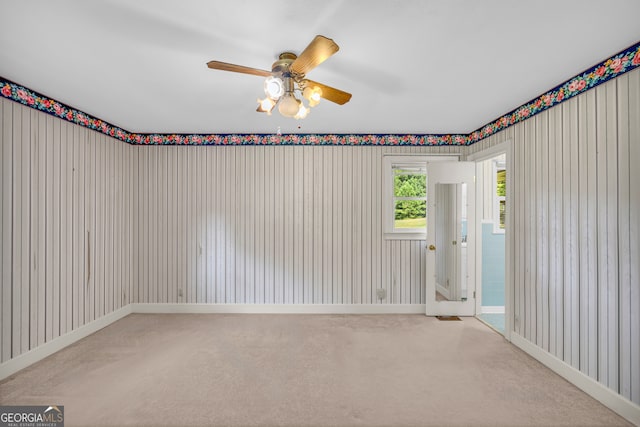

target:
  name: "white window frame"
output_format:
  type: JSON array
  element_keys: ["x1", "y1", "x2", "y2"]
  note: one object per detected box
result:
[{"x1": 383, "y1": 154, "x2": 459, "y2": 240}]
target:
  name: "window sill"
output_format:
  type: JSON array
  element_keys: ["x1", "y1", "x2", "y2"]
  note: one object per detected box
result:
[{"x1": 384, "y1": 232, "x2": 426, "y2": 241}]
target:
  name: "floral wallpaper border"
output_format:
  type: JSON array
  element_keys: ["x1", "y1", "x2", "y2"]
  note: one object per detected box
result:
[
  {"x1": 1, "y1": 41, "x2": 639, "y2": 146},
  {"x1": 468, "y1": 41, "x2": 640, "y2": 143}
]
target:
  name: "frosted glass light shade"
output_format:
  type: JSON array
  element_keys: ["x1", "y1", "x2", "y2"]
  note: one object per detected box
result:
[
  {"x1": 303, "y1": 86, "x2": 322, "y2": 107},
  {"x1": 294, "y1": 104, "x2": 309, "y2": 119},
  {"x1": 256, "y1": 97, "x2": 276, "y2": 114},
  {"x1": 278, "y1": 93, "x2": 300, "y2": 117},
  {"x1": 264, "y1": 76, "x2": 284, "y2": 99}
]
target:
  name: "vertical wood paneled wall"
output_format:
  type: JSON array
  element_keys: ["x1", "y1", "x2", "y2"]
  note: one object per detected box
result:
[
  {"x1": 466, "y1": 68, "x2": 640, "y2": 405},
  {"x1": 130, "y1": 145, "x2": 459, "y2": 305},
  {"x1": 5, "y1": 65, "x2": 637, "y2": 408},
  {"x1": 0, "y1": 97, "x2": 133, "y2": 364}
]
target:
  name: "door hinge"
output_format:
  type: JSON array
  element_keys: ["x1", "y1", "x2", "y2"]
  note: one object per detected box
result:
[{"x1": 473, "y1": 291, "x2": 476, "y2": 298}]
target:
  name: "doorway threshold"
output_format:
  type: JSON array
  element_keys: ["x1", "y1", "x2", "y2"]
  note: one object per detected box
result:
[{"x1": 476, "y1": 313, "x2": 505, "y2": 335}]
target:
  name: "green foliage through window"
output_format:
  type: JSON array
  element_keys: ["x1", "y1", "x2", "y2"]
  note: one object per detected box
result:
[
  {"x1": 394, "y1": 170, "x2": 426, "y2": 197},
  {"x1": 393, "y1": 170, "x2": 426, "y2": 227},
  {"x1": 496, "y1": 170, "x2": 506, "y2": 197},
  {"x1": 395, "y1": 200, "x2": 426, "y2": 221},
  {"x1": 496, "y1": 168, "x2": 506, "y2": 229}
]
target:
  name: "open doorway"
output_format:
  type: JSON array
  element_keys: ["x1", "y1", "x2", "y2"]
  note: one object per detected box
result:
[{"x1": 476, "y1": 153, "x2": 506, "y2": 334}]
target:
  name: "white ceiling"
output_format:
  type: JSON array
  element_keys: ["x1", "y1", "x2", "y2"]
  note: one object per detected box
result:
[{"x1": 1, "y1": 0, "x2": 639, "y2": 135}]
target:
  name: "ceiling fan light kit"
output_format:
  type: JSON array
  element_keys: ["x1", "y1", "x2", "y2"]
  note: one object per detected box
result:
[
  {"x1": 277, "y1": 92, "x2": 301, "y2": 117},
  {"x1": 207, "y1": 35, "x2": 352, "y2": 120},
  {"x1": 264, "y1": 76, "x2": 284, "y2": 99},
  {"x1": 303, "y1": 85, "x2": 322, "y2": 107}
]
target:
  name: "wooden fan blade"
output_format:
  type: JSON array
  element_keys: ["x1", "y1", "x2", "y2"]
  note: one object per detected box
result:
[
  {"x1": 206, "y1": 60, "x2": 271, "y2": 77},
  {"x1": 304, "y1": 80, "x2": 352, "y2": 105},
  {"x1": 290, "y1": 35, "x2": 339, "y2": 75}
]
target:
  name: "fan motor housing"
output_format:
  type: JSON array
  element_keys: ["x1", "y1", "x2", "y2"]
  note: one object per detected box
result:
[{"x1": 272, "y1": 52, "x2": 298, "y2": 76}]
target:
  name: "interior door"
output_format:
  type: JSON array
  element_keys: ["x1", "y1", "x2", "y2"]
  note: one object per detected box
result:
[{"x1": 426, "y1": 162, "x2": 476, "y2": 316}]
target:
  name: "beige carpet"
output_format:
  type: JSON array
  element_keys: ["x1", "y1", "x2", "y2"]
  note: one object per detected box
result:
[{"x1": 0, "y1": 314, "x2": 631, "y2": 427}]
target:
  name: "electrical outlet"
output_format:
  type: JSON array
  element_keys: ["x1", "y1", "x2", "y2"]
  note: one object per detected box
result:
[{"x1": 376, "y1": 288, "x2": 386, "y2": 300}]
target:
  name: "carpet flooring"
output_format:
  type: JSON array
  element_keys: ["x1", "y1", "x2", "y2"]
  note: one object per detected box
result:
[{"x1": 0, "y1": 314, "x2": 631, "y2": 427}]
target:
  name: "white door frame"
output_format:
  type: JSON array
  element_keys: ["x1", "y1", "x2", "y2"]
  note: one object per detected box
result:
[{"x1": 466, "y1": 140, "x2": 513, "y2": 341}]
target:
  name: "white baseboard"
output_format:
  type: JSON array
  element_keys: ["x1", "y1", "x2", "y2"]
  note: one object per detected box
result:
[
  {"x1": 511, "y1": 332, "x2": 640, "y2": 426},
  {"x1": 481, "y1": 305, "x2": 505, "y2": 314},
  {"x1": 0, "y1": 305, "x2": 132, "y2": 381},
  {"x1": 131, "y1": 303, "x2": 426, "y2": 314}
]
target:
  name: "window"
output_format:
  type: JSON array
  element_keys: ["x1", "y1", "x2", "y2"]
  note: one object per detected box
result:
[
  {"x1": 493, "y1": 160, "x2": 506, "y2": 233},
  {"x1": 383, "y1": 155, "x2": 458, "y2": 240},
  {"x1": 393, "y1": 166, "x2": 427, "y2": 230}
]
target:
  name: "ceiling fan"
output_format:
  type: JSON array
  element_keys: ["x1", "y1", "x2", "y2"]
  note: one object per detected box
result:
[{"x1": 207, "y1": 35, "x2": 352, "y2": 119}]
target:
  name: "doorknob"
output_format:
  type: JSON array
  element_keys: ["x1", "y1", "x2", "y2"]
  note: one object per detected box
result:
[{"x1": 428, "y1": 244, "x2": 436, "y2": 251}]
